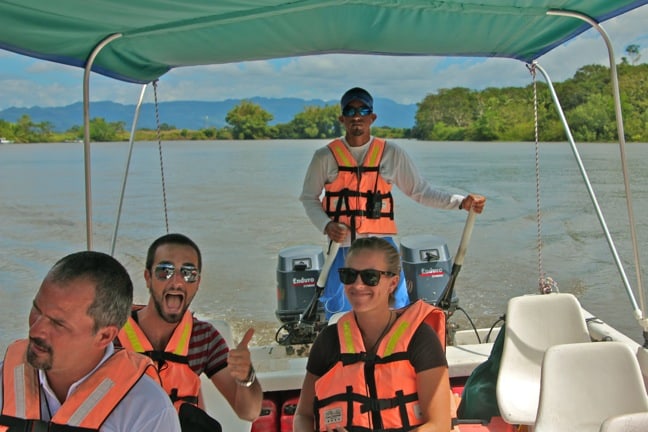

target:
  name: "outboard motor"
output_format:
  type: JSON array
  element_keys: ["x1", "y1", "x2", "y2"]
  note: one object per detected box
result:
[
  {"x1": 400, "y1": 234, "x2": 458, "y2": 310},
  {"x1": 275, "y1": 245, "x2": 324, "y2": 324}
]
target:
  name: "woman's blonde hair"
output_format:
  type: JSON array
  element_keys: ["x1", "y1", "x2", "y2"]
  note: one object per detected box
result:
[
  {"x1": 346, "y1": 237, "x2": 401, "y2": 273},
  {"x1": 346, "y1": 237, "x2": 401, "y2": 305}
]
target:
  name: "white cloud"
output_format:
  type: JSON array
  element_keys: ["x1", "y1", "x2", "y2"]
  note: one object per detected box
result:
[{"x1": 0, "y1": 5, "x2": 646, "y2": 110}]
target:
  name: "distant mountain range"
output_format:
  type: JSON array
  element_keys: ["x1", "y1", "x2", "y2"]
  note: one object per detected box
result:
[{"x1": 0, "y1": 97, "x2": 418, "y2": 132}]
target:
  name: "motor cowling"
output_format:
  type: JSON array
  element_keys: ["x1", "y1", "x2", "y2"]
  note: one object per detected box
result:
[
  {"x1": 275, "y1": 245, "x2": 324, "y2": 324},
  {"x1": 400, "y1": 234, "x2": 458, "y2": 309}
]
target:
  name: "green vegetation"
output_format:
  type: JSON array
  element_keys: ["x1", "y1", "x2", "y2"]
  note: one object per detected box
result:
[
  {"x1": 413, "y1": 62, "x2": 648, "y2": 142},
  {"x1": 1, "y1": 59, "x2": 646, "y2": 143}
]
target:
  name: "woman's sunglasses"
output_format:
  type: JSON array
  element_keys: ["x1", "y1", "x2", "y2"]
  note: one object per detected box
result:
[
  {"x1": 338, "y1": 267, "x2": 395, "y2": 286},
  {"x1": 154, "y1": 263, "x2": 200, "y2": 283}
]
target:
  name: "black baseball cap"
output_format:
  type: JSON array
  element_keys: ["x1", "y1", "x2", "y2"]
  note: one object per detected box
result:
[{"x1": 340, "y1": 87, "x2": 373, "y2": 110}]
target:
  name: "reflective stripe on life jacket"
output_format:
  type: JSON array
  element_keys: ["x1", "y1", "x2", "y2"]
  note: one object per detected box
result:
[
  {"x1": 313, "y1": 300, "x2": 445, "y2": 432},
  {"x1": 323, "y1": 138, "x2": 396, "y2": 239},
  {"x1": 117, "y1": 306, "x2": 201, "y2": 410},
  {"x1": 0, "y1": 339, "x2": 155, "y2": 431}
]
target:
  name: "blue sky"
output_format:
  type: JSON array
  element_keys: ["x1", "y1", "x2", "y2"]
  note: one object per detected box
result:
[{"x1": 0, "y1": 5, "x2": 646, "y2": 111}]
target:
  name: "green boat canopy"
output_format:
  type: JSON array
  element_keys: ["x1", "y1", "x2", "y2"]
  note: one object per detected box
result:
[{"x1": 0, "y1": 0, "x2": 646, "y2": 84}]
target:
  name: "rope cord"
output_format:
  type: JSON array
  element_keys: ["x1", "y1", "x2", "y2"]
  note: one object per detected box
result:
[
  {"x1": 527, "y1": 62, "x2": 558, "y2": 294},
  {"x1": 153, "y1": 81, "x2": 169, "y2": 233}
]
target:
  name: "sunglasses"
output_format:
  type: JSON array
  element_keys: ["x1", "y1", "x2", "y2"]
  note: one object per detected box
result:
[
  {"x1": 342, "y1": 106, "x2": 372, "y2": 117},
  {"x1": 338, "y1": 267, "x2": 396, "y2": 286},
  {"x1": 154, "y1": 263, "x2": 200, "y2": 283}
]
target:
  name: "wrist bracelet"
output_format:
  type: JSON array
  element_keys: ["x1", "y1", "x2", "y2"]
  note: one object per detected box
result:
[{"x1": 237, "y1": 366, "x2": 256, "y2": 387}]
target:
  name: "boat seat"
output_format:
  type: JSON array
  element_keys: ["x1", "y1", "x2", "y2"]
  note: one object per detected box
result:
[
  {"x1": 534, "y1": 342, "x2": 648, "y2": 432},
  {"x1": 496, "y1": 293, "x2": 590, "y2": 425},
  {"x1": 599, "y1": 412, "x2": 648, "y2": 432}
]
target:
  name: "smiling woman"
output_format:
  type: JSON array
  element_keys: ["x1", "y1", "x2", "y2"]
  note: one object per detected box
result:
[{"x1": 294, "y1": 237, "x2": 452, "y2": 432}]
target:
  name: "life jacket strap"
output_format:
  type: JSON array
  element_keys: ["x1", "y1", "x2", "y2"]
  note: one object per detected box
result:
[
  {"x1": 0, "y1": 414, "x2": 98, "y2": 432},
  {"x1": 358, "y1": 391, "x2": 418, "y2": 414},
  {"x1": 143, "y1": 350, "x2": 189, "y2": 366},
  {"x1": 169, "y1": 388, "x2": 200, "y2": 405}
]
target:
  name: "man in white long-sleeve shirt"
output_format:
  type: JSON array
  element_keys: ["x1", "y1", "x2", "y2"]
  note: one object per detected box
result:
[{"x1": 300, "y1": 87, "x2": 486, "y2": 318}]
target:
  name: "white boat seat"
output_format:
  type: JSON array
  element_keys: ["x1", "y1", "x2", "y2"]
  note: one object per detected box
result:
[
  {"x1": 534, "y1": 342, "x2": 648, "y2": 432},
  {"x1": 496, "y1": 293, "x2": 590, "y2": 425},
  {"x1": 599, "y1": 412, "x2": 648, "y2": 432}
]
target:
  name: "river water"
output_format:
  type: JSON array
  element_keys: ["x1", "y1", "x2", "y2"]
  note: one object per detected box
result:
[{"x1": 0, "y1": 140, "x2": 646, "y2": 352}]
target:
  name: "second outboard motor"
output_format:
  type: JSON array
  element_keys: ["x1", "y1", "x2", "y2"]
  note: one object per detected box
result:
[
  {"x1": 275, "y1": 245, "x2": 324, "y2": 324},
  {"x1": 400, "y1": 234, "x2": 457, "y2": 309}
]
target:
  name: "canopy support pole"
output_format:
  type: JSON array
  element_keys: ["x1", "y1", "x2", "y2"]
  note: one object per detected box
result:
[
  {"x1": 547, "y1": 10, "x2": 647, "y2": 336},
  {"x1": 83, "y1": 32, "x2": 122, "y2": 251},
  {"x1": 110, "y1": 83, "x2": 148, "y2": 256},
  {"x1": 534, "y1": 61, "x2": 646, "y2": 337}
]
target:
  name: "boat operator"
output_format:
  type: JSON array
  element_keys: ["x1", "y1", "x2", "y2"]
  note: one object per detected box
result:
[
  {"x1": 300, "y1": 87, "x2": 486, "y2": 318},
  {"x1": 115, "y1": 233, "x2": 262, "y2": 431}
]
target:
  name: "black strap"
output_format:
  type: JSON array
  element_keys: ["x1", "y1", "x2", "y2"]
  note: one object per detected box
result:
[
  {"x1": 0, "y1": 414, "x2": 98, "y2": 432},
  {"x1": 313, "y1": 393, "x2": 417, "y2": 432},
  {"x1": 337, "y1": 166, "x2": 379, "y2": 174},
  {"x1": 358, "y1": 392, "x2": 418, "y2": 414},
  {"x1": 325, "y1": 191, "x2": 394, "y2": 218},
  {"x1": 340, "y1": 351, "x2": 408, "y2": 366},
  {"x1": 314, "y1": 386, "x2": 371, "y2": 409},
  {"x1": 394, "y1": 390, "x2": 412, "y2": 431},
  {"x1": 169, "y1": 388, "x2": 199, "y2": 405},
  {"x1": 143, "y1": 350, "x2": 189, "y2": 365}
]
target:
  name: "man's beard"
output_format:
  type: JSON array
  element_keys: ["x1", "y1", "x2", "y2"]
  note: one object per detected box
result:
[
  {"x1": 350, "y1": 125, "x2": 364, "y2": 136},
  {"x1": 152, "y1": 292, "x2": 185, "y2": 324},
  {"x1": 27, "y1": 338, "x2": 53, "y2": 371}
]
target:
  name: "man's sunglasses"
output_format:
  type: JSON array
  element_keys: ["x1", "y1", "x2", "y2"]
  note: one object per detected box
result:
[
  {"x1": 338, "y1": 267, "x2": 396, "y2": 286},
  {"x1": 154, "y1": 263, "x2": 200, "y2": 283},
  {"x1": 342, "y1": 106, "x2": 372, "y2": 117}
]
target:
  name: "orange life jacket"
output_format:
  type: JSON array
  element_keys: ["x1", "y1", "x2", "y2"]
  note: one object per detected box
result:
[
  {"x1": 323, "y1": 138, "x2": 396, "y2": 239},
  {"x1": 0, "y1": 339, "x2": 155, "y2": 431},
  {"x1": 313, "y1": 300, "x2": 446, "y2": 432},
  {"x1": 117, "y1": 307, "x2": 201, "y2": 411}
]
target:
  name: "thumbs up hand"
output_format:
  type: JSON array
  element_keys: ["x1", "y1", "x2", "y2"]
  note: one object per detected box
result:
[{"x1": 228, "y1": 327, "x2": 255, "y2": 382}]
